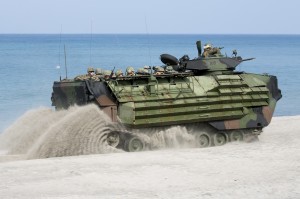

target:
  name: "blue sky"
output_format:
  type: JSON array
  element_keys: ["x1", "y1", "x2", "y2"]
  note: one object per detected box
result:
[{"x1": 0, "y1": 0, "x2": 299, "y2": 34}]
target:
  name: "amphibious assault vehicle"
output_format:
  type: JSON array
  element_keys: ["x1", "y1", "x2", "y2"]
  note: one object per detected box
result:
[{"x1": 51, "y1": 41, "x2": 282, "y2": 152}]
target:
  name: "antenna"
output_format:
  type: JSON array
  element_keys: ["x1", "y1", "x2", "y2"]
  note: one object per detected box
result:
[
  {"x1": 57, "y1": 25, "x2": 62, "y2": 81},
  {"x1": 144, "y1": 16, "x2": 152, "y2": 66},
  {"x1": 64, "y1": 44, "x2": 68, "y2": 79},
  {"x1": 58, "y1": 25, "x2": 62, "y2": 66},
  {"x1": 89, "y1": 20, "x2": 93, "y2": 66}
]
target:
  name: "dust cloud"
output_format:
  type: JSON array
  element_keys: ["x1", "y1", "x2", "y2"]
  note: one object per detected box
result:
[
  {"x1": 0, "y1": 105, "x2": 118, "y2": 159},
  {"x1": 0, "y1": 104, "x2": 212, "y2": 160},
  {"x1": 133, "y1": 123, "x2": 215, "y2": 150}
]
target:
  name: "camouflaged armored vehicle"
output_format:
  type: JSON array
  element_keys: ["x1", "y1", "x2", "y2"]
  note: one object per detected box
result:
[{"x1": 51, "y1": 41, "x2": 282, "y2": 152}]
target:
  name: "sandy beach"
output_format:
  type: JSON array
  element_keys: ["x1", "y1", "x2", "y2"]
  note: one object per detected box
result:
[{"x1": 0, "y1": 113, "x2": 299, "y2": 199}]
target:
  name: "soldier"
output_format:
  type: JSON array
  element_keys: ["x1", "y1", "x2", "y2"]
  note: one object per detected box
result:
[
  {"x1": 154, "y1": 66, "x2": 165, "y2": 75},
  {"x1": 87, "y1": 67, "x2": 95, "y2": 77},
  {"x1": 74, "y1": 67, "x2": 96, "y2": 81},
  {"x1": 136, "y1": 68, "x2": 150, "y2": 76},
  {"x1": 74, "y1": 75, "x2": 86, "y2": 81},
  {"x1": 126, "y1": 66, "x2": 135, "y2": 76},
  {"x1": 88, "y1": 67, "x2": 101, "y2": 81},
  {"x1": 202, "y1": 43, "x2": 219, "y2": 58},
  {"x1": 94, "y1": 68, "x2": 103, "y2": 79},
  {"x1": 95, "y1": 68, "x2": 104, "y2": 76},
  {"x1": 115, "y1": 69, "x2": 124, "y2": 77},
  {"x1": 103, "y1": 70, "x2": 112, "y2": 80},
  {"x1": 165, "y1": 65, "x2": 176, "y2": 74}
]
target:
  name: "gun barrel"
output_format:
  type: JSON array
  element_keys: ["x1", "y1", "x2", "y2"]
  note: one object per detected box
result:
[
  {"x1": 109, "y1": 67, "x2": 116, "y2": 78},
  {"x1": 242, "y1": 58, "x2": 255, "y2": 62}
]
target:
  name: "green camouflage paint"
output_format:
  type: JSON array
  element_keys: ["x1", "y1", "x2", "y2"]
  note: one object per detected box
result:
[{"x1": 51, "y1": 41, "x2": 282, "y2": 132}]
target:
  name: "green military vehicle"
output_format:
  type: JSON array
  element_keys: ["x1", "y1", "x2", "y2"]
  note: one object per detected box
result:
[{"x1": 51, "y1": 41, "x2": 282, "y2": 152}]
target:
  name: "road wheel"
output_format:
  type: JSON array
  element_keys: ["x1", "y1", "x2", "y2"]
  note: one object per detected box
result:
[
  {"x1": 230, "y1": 131, "x2": 243, "y2": 142},
  {"x1": 197, "y1": 134, "x2": 211, "y2": 148},
  {"x1": 125, "y1": 137, "x2": 145, "y2": 152},
  {"x1": 106, "y1": 131, "x2": 120, "y2": 147},
  {"x1": 213, "y1": 133, "x2": 227, "y2": 146}
]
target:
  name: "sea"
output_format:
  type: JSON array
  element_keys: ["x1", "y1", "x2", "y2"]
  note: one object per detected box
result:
[{"x1": 0, "y1": 34, "x2": 299, "y2": 133}]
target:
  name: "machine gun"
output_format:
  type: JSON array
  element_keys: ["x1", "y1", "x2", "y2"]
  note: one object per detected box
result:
[{"x1": 109, "y1": 66, "x2": 116, "y2": 79}]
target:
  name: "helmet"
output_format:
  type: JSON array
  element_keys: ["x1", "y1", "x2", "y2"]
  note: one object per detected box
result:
[
  {"x1": 137, "y1": 68, "x2": 149, "y2": 75},
  {"x1": 87, "y1": 67, "x2": 95, "y2": 73},
  {"x1": 126, "y1": 66, "x2": 134, "y2": 73},
  {"x1": 155, "y1": 66, "x2": 164, "y2": 72},
  {"x1": 115, "y1": 69, "x2": 123, "y2": 77},
  {"x1": 126, "y1": 66, "x2": 135, "y2": 75},
  {"x1": 95, "y1": 68, "x2": 103, "y2": 75},
  {"x1": 165, "y1": 66, "x2": 174, "y2": 72},
  {"x1": 103, "y1": 70, "x2": 111, "y2": 77},
  {"x1": 203, "y1": 43, "x2": 212, "y2": 50}
]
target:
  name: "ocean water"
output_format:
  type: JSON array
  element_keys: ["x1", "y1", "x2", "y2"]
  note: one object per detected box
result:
[{"x1": 0, "y1": 34, "x2": 299, "y2": 132}]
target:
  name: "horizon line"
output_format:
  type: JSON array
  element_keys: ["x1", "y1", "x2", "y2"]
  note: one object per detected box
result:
[{"x1": 1, "y1": 33, "x2": 300, "y2": 35}]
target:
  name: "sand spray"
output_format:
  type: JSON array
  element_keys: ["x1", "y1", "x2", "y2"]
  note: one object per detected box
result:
[{"x1": 0, "y1": 104, "x2": 216, "y2": 159}]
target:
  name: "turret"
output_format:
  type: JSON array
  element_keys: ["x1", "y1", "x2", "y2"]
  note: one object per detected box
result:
[{"x1": 160, "y1": 40, "x2": 254, "y2": 75}]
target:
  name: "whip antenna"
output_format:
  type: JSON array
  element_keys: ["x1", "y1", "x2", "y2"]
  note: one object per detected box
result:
[
  {"x1": 57, "y1": 25, "x2": 62, "y2": 81},
  {"x1": 58, "y1": 25, "x2": 62, "y2": 67},
  {"x1": 145, "y1": 16, "x2": 152, "y2": 66},
  {"x1": 89, "y1": 20, "x2": 93, "y2": 66},
  {"x1": 64, "y1": 44, "x2": 68, "y2": 79}
]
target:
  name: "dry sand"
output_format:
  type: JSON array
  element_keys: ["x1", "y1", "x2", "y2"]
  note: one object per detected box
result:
[{"x1": 0, "y1": 106, "x2": 299, "y2": 199}]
